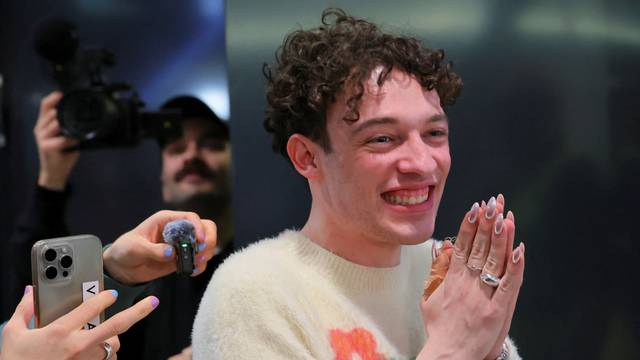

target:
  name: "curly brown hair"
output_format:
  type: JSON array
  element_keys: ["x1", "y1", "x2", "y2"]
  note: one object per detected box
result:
[{"x1": 263, "y1": 8, "x2": 463, "y2": 158}]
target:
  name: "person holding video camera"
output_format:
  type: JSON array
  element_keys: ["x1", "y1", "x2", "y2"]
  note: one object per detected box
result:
[{"x1": 4, "y1": 90, "x2": 234, "y2": 359}]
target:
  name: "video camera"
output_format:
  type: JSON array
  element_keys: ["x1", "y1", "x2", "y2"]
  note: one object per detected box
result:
[{"x1": 33, "y1": 18, "x2": 181, "y2": 149}]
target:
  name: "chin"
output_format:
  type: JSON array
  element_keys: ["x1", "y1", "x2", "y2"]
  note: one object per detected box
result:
[{"x1": 379, "y1": 221, "x2": 435, "y2": 246}]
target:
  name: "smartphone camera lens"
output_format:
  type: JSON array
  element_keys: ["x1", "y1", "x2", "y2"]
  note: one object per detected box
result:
[
  {"x1": 62, "y1": 271, "x2": 69, "y2": 277},
  {"x1": 44, "y1": 248, "x2": 57, "y2": 262},
  {"x1": 60, "y1": 255, "x2": 73, "y2": 268},
  {"x1": 45, "y1": 266, "x2": 58, "y2": 279}
]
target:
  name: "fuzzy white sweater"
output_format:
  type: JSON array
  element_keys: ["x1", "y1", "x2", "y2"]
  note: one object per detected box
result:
[{"x1": 192, "y1": 230, "x2": 520, "y2": 359}]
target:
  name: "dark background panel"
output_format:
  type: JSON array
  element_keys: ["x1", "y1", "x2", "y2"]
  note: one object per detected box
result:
[
  {"x1": 0, "y1": 0, "x2": 227, "y2": 318},
  {"x1": 227, "y1": 1, "x2": 640, "y2": 359}
]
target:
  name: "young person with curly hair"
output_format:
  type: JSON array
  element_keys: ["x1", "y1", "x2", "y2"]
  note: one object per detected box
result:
[{"x1": 193, "y1": 8, "x2": 525, "y2": 360}]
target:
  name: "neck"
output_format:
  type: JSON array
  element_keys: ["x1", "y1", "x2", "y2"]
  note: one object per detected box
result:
[{"x1": 301, "y1": 200, "x2": 401, "y2": 268}]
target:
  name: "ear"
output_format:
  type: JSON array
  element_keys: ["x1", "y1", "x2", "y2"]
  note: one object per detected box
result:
[{"x1": 286, "y1": 134, "x2": 321, "y2": 179}]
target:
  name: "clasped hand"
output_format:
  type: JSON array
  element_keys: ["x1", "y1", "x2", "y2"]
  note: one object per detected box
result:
[{"x1": 420, "y1": 195, "x2": 525, "y2": 360}]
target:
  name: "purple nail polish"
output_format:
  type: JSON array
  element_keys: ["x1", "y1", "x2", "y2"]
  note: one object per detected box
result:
[
  {"x1": 494, "y1": 213, "x2": 504, "y2": 234},
  {"x1": 151, "y1": 296, "x2": 160, "y2": 309},
  {"x1": 198, "y1": 242, "x2": 207, "y2": 252},
  {"x1": 111, "y1": 289, "x2": 119, "y2": 298},
  {"x1": 164, "y1": 246, "x2": 174, "y2": 257},
  {"x1": 468, "y1": 202, "x2": 480, "y2": 223},
  {"x1": 24, "y1": 285, "x2": 31, "y2": 295},
  {"x1": 197, "y1": 255, "x2": 205, "y2": 263},
  {"x1": 199, "y1": 229, "x2": 206, "y2": 241}
]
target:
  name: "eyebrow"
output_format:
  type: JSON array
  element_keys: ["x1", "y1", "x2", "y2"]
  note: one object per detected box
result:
[{"x1": 350, "y1": 113, "x2": 448, "y2": 138}]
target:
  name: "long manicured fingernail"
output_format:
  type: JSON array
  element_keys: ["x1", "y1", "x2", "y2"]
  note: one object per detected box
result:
[
  {"x1": 507, "y1": 210, "x2": 515, "y2": 221},
  {"x1": 481, "y1": 200, "x2": 487, "y2": 208},
  {"x1": 485, "y1": 197, "x2": 496, "y2": 219},
  {"x1": 512, "y1": 243, "x2": 523, "y2": 263},
  {"x1": 110, "y1": 290, "x2": 119, "y2": 298},
  {"x1": 199, "y1": 229, "x2": 206, "y2": 241},
  {"x1": 468, "y1": 202, "x2": 480, "y2": 223},
  {"x1": 497, "y1": 193, "x2": 505, "y2": 205},
  {"x1": 197, "y1": 255, "x2": 205, "y2": 264},
  {"x1": 192, "y1": 268, "x2": 200, "y2": 276},
  {"x1": 198, "y1": 242, "x2": 207, "y2": 252},
  {"x1": 24, "y1": 285, "x2": 31, "y2": 295},
  {"x1": 150, "y1": 296, "x2": 160, "y2": 309},
  {"x1": 164, "y1": 246, "x2": 174, "y2": 257},
  {"x1": 494, "y1": 213, "x2": 504, "y2": 234}
]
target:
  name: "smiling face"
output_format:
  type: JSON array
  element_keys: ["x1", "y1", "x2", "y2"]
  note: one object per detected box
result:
[{"x1": 311, "y1": 69, "x2": 451, "y2": 249}]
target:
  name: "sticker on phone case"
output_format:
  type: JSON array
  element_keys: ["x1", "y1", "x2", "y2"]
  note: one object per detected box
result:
[{"x1": 82, "y1": 281, "x2": 100, "y2": 329}]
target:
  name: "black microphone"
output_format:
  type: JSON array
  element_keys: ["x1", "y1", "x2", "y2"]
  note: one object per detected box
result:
[
  {"x1": 162, "y1": 220, "x2": 197, "y2": 276},
  {"x1": 33, "y1": 17, "x2": 79, "y2": 64}
]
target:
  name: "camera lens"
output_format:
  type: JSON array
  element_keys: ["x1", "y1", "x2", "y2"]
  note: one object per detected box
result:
[
  {"x1": 45, "y1": 266, "x2": 58, "y2": 279},
  {"x1": 44, "y1": 248, "x2": 57, "y2": 262},
  {"x1": 60, "y1": 255, "x2": 73, "y2": 268}
]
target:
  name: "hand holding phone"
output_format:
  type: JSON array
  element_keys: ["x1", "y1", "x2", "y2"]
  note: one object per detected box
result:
[{"x1": 31, "y1": 235, "x2": 104, "y2": 328}]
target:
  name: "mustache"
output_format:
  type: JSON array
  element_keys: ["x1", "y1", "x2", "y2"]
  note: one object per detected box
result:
[{"x1": 175, "y1": 159, "x2": 216, "y2": 182}]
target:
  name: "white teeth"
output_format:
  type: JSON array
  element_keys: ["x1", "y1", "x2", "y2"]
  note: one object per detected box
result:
[{"x1": 384, "y1": 192, "x2": 429, "y2": 205}]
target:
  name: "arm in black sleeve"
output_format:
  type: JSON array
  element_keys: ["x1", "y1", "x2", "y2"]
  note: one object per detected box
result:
[{"x1": 3, "y1": 184, "x2": 72, "y2": 316}]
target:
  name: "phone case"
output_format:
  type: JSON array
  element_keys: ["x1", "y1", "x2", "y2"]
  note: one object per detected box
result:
[{"x1": 31, "y1": 234, "x2": 104, "y2": 328}]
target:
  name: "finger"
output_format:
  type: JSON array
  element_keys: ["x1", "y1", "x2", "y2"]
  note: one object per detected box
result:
[
  {"x1": 58, "y1": 290, "x2": 118, "y2": 330},
  {"x1": 84, "y1": 296, "x2": 159, "y2": 344},
  {"x1": 449, "y1": 202, "x2": 480, "y2": 274},
  {"x1": 493, "y1": 243, "x2": 525, "y2": 307},
  {"x1": 7, "y1": 285, "x2": 35, "y2": 327},
  {"x1": 39, "y1": 114, "x2": 62, "y2": 139},
  {"x1": 107, "y1": 335, "x2": 121, "y2": 353},
  {"x1": 197, "y1": 219, "x2": 217, "y2": 260},
  {"x1": 143, "y1": 240, "x2": 177, "y2": 263},
  {"x1": 40, "y1": 136, "x2": 79, "y2": 152},
  {"x1": 423, "y1": 244, "x2": 453, "y2": 300},
  {"x1": 35, "y1": 92, "x2": 63, "y2": 128},
  {"x1": 466, "y1": 196, "x2": 504, "y2": 272},
  {"x1": 505, "y1": 211, "x2": 515, "y2": 266},
  {"x1": 482, "y1": 213, "x2": 508, "y2": 278}
]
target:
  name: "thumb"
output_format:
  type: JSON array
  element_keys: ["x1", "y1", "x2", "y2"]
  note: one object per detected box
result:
[
  {"x1": 423, "y1": 242, "x2": 454, "y2": 301},
  {"x1": 145, "y1": 241, "x2": 176, "y2": 262},
  {"x1": 8, "y1": 285, "x2": 35, "y2": 328}
]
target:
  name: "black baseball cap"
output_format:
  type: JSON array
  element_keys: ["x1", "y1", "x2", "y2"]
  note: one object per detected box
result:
[{"x1": 157, "y1": 95, "x2": 229, "y2": 148}]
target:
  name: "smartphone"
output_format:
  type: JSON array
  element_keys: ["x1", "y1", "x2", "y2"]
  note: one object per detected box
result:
[{"x1": 31, "y1": 234, "x2": 104, "y2": 328}]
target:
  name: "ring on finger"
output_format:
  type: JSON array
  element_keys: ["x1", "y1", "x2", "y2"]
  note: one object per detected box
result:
[
  {"x1": 479, "y1": 272, "x2": 501, "y2": 288},
  {"x1": 103, "y1": 342, "x2": 113, "y2": 360},
  {"x1": 466, "y1": 263, "x2": 483, "y2": 272}
]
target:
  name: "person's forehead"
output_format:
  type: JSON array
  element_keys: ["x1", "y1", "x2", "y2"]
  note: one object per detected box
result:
[{"x1": 327, "y1": 69, "x2": 443, "y2": 130}]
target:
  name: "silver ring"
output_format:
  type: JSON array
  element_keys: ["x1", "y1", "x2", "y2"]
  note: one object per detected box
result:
[
  {"x1": 480, "y1": 273, "x2": 501, "y2": 287},
  {"x1": 466, "y1": 263, "x2": 482, "y2": 272},
  {"x1": 103, "y1": 342, "x2": 113, "y2": 360}
]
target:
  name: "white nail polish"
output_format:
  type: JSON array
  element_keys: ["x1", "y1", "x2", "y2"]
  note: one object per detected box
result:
[
  {"x1": 485, "y1": 197, "x2": 496, "y2": 219},
  {"x1": 468, "y1": 202, "x2": 480, "y2": 223},
  {"x1": 494, "y1": 213, "x2": 504, "y2": 234}
]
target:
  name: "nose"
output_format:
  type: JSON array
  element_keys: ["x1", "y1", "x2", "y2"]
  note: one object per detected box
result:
[
  {"x1": 182, "y1": 140, "x2": 200, "y2": 160},
  {"x1": 396, "y1": 133, "x2": 437, "y2": 177}
]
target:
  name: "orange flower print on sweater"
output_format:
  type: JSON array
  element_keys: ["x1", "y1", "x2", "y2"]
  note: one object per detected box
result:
[{"x1": 330, "y1": 327, "x2": 386, "y2": 360}]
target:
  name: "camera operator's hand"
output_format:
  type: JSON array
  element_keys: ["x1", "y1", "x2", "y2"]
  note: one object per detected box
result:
[
  {"x1": 0, "y1": 285, "x2": 158, "y2": 360},
  {"x1": 34, "y1": 91, "x2": 79, "y2": 191},
  {"x1": 102, "y1": 210, "x2": 218, "y2": 285}
]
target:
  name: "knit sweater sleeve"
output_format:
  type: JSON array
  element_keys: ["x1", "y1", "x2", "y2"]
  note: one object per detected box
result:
[{"x1": 192, "y1": 241, "x2": 318, "y2": 359}]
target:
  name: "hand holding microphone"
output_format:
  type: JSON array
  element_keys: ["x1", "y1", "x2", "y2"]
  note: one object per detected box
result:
[{"x1": 103, "y1": 210, "x2": 218, "y2": 285}]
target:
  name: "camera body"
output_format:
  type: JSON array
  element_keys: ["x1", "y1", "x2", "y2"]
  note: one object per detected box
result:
[{"x1": 34, "y1": 18, "x2": 181, "y2": 149}]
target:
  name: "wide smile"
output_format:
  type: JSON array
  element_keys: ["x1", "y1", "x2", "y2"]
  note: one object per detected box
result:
[{"x1": 381, "y1": 186, "x2": 435, "y2": 212}]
